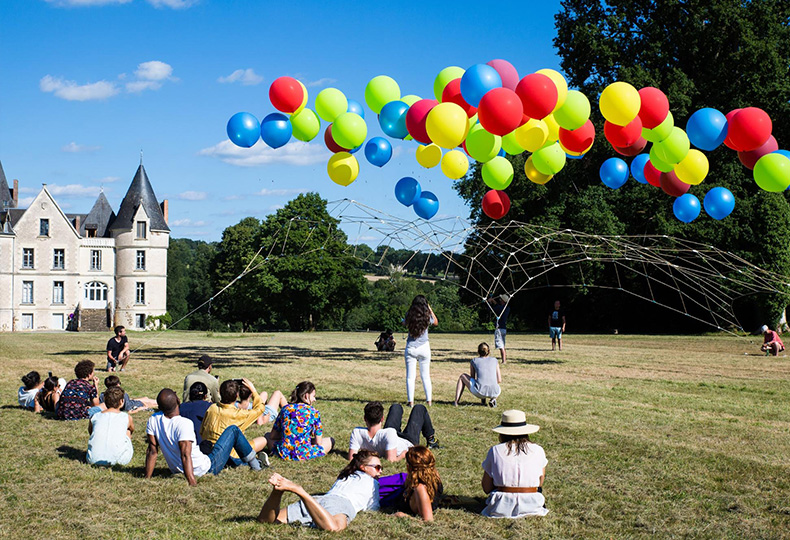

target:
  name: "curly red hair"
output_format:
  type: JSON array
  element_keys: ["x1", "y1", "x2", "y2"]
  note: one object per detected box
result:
[{"x1": 404, "y1": 445, "x2": 442, "y2": 502}]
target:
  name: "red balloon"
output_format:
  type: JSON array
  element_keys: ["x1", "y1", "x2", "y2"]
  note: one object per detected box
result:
[
  {"x1": 738, "y1": 135, "x2": 778, "y2": 170},
  {"x1": 515, "y1": 73, "x2": 557, "y2": 120},
  {"x1": 478, "y1": 88, "x2": 524, "y2": 137},
  {"x1": 604, "y1": 117, "x2": 643, "y2": 147},
  {"x1": 324, "y1": 124, "x2": 349, "y2": 153},
  {"x1": 482, "y1": 190, "x2": 511, "y2": 220},
  {"x1": 637, "y1": 87, "x2": 669, "y2": 129},
  {"x1": 559, "y1": 120, "x2": 595, "y2": 153},
  {"x1": 442, "y1": 78, "x2": 477, "y2": 117},
  {"x1": 644, "y1": 160, "x2": 663, "y2": 187},
  {"x1": 269, "y1": 76, "x2": 304, "y2": 114},
  {"x1": 613, "y1": 137, "x2": 648, "y2": 157},
  {"x1": 487, "y1": 59, "x2": 519, "y2": 91},
  {"x1": 405, "y1": 99, "x2": 438, "y2": 144},
  {"x1": 660, "y1": 170, "x2": 690, "y2": 197},
  {"x1": 723, "y1": 109, "x2": 743, "y2": 150},
  {"x1": 727, "y1": 107, "x2": 772, "y2": 152}
]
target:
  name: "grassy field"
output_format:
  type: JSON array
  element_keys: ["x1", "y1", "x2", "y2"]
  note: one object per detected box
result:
[{"x1": 1, "y1": 330, "x2": 789, "y2": 539}]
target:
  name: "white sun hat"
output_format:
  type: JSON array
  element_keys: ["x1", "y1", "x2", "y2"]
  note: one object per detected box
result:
[{"x1": 492, "y1": 410, "x2": 540, "y2": 436}]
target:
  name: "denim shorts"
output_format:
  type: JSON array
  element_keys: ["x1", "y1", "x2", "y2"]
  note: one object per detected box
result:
[
  {"x1": 549, "y1": 327, "x2": 562, "y2": 339},
  {"x1": 264, "y1": 405, "x2": 277, "y2": 424}
]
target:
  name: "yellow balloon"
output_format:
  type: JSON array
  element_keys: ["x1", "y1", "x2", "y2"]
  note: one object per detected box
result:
[
  {"x1": 599, "y1": 81, "x2": 641, "y2": 126},
  {"x1": 416, "y1": 144, "x2": 442, "y2": 168},
  {"x1": 559, "y1": 140, "x2": 593, "y2": 157},
  {"x1": 543, "y1": 114, "x2": 560, "y2": 142},
  {"x1": 525, "y1": 156, "x2": 553, "y2": 185},
  {"x1": 536, "y1": 68, "x2": 568, "y2": 111},
  {"x1": 515, "y1": 119, "x2": 549, "y2": 152},
  {"x1": 440, "y1": 150, "x2": 469, "y2": 179},
  {"x1": 326, "y1": 152, "x2": 359, "y2": 186},
  {"x1": 425, "y1": 102, "x2": 468, "y2": 149},
  {"x1": 293, "y1": 81, "x2": 308, "y2": 115},
  {"x1": 674, "y1": 149, "x2": 709, "y2": 185}
]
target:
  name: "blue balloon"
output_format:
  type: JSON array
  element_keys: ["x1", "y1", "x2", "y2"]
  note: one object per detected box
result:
[
  {"x1": 347, "y1": 99, "x2": 365, "y2": 119},
  {"x1": 349, "y1": 143, "x2": 363, "y2": 154},
  {"x1": 413, "y1": 191, "x2": 439, "y2": 220},
  {"x1": 379, "y1": 101, "x2": 410, "y2": 139},
  {"x1": 497, "y1": 148, "x2": 506, "y2": 157},
  {"x1": 599, "y1": 157, "x2": 630, "y2": 189},
  {"x1": 567, "y1": 153, "x2": 585, "y2": 160},
  {"x1": 686, "y1": 108, "x2": 728, "y2": 151},
  {"x1": 673, "y1": 193, "x2": 701, "y2": 223},
  {"x1": 395, "y1": 177, "x2": 421, "y2": 206},
  {"x1": 260, "y1": 113, "x2": 292, "y2": 149},
  {"x1": 227, "y1": 112, "x2": 260, "y2": 148},
  {"x1": 460, "y1": 64, "x2": 502, "y2": 107},
  {"x1": 630, "y1": 153, "x2": 650, "y2": 184},
  {"x1": 703, "y1": 187, "x2": 735, "y2": 220},
  {"x1": 364, "y1": 137, "x2": 393, "y2": 167},
  {"x1": 773, "y1": 149, "x2": 790, "y2": 160}
]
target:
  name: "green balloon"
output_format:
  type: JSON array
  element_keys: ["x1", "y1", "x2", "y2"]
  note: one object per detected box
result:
[
  {"x1": 291, "y1": 108, "x2": 320, "y2": 142},
  {"x1": 332, "y1": 112, "x2": 367, "y2": 149},
  {"x1": 754, "y1": 153, "x2": 790, "y2": 192},
  {"x1": 653, "y1": 127, "x2": 689, "y2": 164},
  {"x1": 553, "y1": 90, "x2": 590, "y2": 130},
  {"x1": 365, "y1": 75, "x2": 400, "y2": 114},
  {"x1": 466, "y1": 124, "x2": 502, "y2": 162},
  {"x1": 648, "y1": 146, "x2": 674, "y2": 172},
  {"x1": 642, "y1": 111, "x2": 674, "y2": 143},
  {"x1": 315, "y1": 88, "x2": 348, "y2": 122},
  {"x1": 433, "y1": 66, "x2": 465, "y2": 101},
  {"x1": 532, "y1": 142, "x2": 566, "y2": 175},
  {"x1": 482, "y1": 156, "x2": 514, "y2": 190},
  {"x1": 501, "y1": 131, "x2": 525, "y2": 155}
]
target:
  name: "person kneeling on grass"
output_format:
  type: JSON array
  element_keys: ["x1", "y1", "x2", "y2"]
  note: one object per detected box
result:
[
  {"x1": 394, "y1": 446, "x2": 443, "y2": 522},
  {"x1": 100, "y1": 375, "x2": 157, "y2": 414},
  {"x1": 348, "y1": 401, "x2": 438, "y2": 463},
  {"x1": 145, "y1": 388, "x2": 263, "y2": 486},
  {"x1": 454, "y1": 342, "x2": 502, "y2": 407},
  {"x1": 87, "y1": 386, "x2": 134, "y2": 466},
  {"x1": 760, "y1": 325, "x2": 785, "y2": 356},
  {"x1": 257, "y1": 450, "x2": 381, "y2": 531}
]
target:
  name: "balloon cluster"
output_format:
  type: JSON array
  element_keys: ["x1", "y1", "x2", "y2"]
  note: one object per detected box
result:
[{"x1": 394, "y1": 177, "x2": 439, "y2": 220}]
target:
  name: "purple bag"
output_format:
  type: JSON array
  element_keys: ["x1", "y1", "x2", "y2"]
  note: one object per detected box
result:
[{"x1": 378, "y1": 473, "x2": 407, "y2": 507}]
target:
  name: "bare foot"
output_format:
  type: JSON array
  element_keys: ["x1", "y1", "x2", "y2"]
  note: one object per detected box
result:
[
  {"x1": 268, "y1": 473, "x2": 286, "y2": 490},
  {"x1": 269, "y1": 474, "x2": 300, "y2": 493}
]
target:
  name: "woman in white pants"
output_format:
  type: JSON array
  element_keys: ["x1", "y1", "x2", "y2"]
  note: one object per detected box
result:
[{"x1": 403, "y1": 295, "x2": 438, "y2": 406}]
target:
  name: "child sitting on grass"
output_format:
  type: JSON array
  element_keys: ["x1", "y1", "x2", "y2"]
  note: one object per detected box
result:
[
  {"x1": 87, "y1": 386, "x2": 134, "y2": 466},
  {"x1": 100, "y1": 375, "x2": 157, "y2": 413}
]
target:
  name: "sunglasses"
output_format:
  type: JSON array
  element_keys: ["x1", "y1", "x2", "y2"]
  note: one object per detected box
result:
[{"x1": 365, "y1": 464, "x2": 383, "y2": 472}]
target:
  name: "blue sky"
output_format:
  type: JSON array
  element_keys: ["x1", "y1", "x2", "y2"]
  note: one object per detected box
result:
[{"x1": 0, "y1": 0, "x2": 564, "y2": 242}]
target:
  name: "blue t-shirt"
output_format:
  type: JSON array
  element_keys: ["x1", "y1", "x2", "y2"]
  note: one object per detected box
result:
[
  {"x1": 492, "y1": 304, "x2": 511, "y2": 331},
  {"x1": 179, "y1": 400, "x2": 211, "y2": 445}
]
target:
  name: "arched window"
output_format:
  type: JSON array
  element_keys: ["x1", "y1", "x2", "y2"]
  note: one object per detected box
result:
[{"x1": 84, "y1": 281, "x2": 108, "y2": 308}]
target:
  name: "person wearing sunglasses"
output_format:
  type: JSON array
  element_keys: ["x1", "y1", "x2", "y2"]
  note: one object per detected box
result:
[{"x1": 258, "y1": 450, "x2": 382, "y2": 531}]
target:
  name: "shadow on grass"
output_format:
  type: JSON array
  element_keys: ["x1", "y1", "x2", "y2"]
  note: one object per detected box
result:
[
  {"x1": 514, "y1": 359, "x2": 564, "y2": 365},
  {"x1": 223, "y1": 516, "x2": 260, "y2": 523},
  {"x1": 57, "y1": 445, "x2": 85, "y2": 462}
]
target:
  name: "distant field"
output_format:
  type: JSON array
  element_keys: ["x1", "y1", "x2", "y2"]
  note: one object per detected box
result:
[{"x1": 1, "y1": 330, "x2": 788, "y2": 539}]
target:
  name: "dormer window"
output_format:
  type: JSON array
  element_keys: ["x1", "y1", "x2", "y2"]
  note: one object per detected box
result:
[
  {"x1": 136, "y1": 221, "x2": 147, "y2": 239},
  {"x1": 86, "y1": 225, "x2": 97, "y2": 238}
]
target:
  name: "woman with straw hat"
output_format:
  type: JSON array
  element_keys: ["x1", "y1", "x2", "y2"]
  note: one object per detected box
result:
[{"x1": 481, "y1": 410, "x2": 548, "y2": 517}]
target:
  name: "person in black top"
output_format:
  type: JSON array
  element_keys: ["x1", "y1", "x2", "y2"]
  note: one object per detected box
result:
[
  {"x1": 106, "y1": 325, "x2": 130, "y2": 372},
  {"x1": 548, "y1": 300, "x2": 566, "y2": 351},
  {"x1": 374, "y1": 329, "x2": 396, "y2": 352},
  {"x1": 394, "y1": 446, "x2": 443, "y2": 522}
]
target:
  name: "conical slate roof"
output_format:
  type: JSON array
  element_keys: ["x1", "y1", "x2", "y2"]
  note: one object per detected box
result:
[
  {"x1": 0, "y1": 160, "x2": 14, "y2": 210},
  {"x1": 81, "y1": 191, "x2": 116, "y2": 237},
  {"x1": 110, "y1": 164, "x2": 169, "y2": 232}
]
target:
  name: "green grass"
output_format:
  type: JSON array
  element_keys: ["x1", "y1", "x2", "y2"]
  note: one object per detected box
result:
[{"x1": 1, "y1": 330, "x2": 789, "y2": 539}]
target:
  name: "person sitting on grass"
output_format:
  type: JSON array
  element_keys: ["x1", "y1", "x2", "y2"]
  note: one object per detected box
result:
[
  {"x1": 265, "y1": 381, "x2": 334, "y2": 461},
  {"x1": 57, "y1": 360, "x2": 103, "y2": 421},
  {"x1": 454, "y1": 342, "x2": 502, "y2": 408},
  {"x1": 145, "y1": 388, "x2": 263, "y2": 487},
  {"x1": 100, "y1": 375, "x2": 157, "y2": 414},
  {"x1": 394, "y1": 446, "x2": 443, "y2": 522},
  {"x1": 182, "y1": 355, "x2": 220, "y2": 404},
  {"x1": 18, "y1": 371, "x2": 43, "y2": 410},
  {"x1": 179, "y1": 382, "x2": 212, "y2": 447},
  {"x1": 760, "y1": 325, "x2": 785, "y2": 356},
  {"x1": 106, "y1": 325, "x2": 130, "y2": 372},
  {"x1": 374, "y1": 330, "x2": 396, "y2": 352},
  {"x1": 257, "y1": 450, "x2": 381, "y2": 531},
  {"x1": 86, "y1": 386, "x2": 134, "y2": 466},
  {"x1": 237, "y1": 382, "x2": 287, "y2": 427},
  {"x1": 348, "y1": 401, "x2": 439, "y2": 463},
  {"x1": 36, "y1": 373, "x2": 67, "y2": 413}
]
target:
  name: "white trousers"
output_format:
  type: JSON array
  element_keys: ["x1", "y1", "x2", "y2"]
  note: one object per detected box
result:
[{"x1": 405, "y1": 341, "x2": 432, "y2": 403}]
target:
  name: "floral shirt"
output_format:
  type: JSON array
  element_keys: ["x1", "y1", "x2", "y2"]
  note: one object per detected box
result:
[
  {"x1": 57, "y1": 379, "x2": 97, "y2": 420},
  {"x1": 273, "y1": 402, "x2": 325, "y2": 461}
]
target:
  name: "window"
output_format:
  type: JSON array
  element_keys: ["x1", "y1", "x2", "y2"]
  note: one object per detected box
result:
[
  {"x1": 136, "y1": 221, "x2": 147, "y2": 239},
  {"x1": 53, "y1": 281, "x2": 64, "y2": 304},
  {"x1": 22, "y1": 281, "x2": 34, "y2": 304},
  {"x1": 135, "y1": 314, "x2": 146, "y2": 329},
  {"x1": 21, "y1": 314, "x2": 34, "y2": 330},
  {"x1": 53, "y1": 249, "x2": 65, "y2": 270},
  {"x1": 85, "y1": 281, "x2": 108, "y2": 302},
  {"x1": 22, "y1": 248, "x2": 34, "y2": 269},
  {"x1": 90, "y1": 250, "x2": 101, "y2": 271},
  {"x1": 86, "y1": 227, "x2": 97, "y2": 238},
  {"x1": 136, "y1": 250, "x2": 146, "y2": 270},
  {"x1": 40, "y1": 219, "x2": 50, "y2": 236},
  {"x1": 135, "y1": 282, "x2": 145, "y2": 304}
]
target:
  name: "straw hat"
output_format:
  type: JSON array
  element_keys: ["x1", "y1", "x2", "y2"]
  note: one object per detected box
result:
[{"x1": 492, "y1": 410, "x2": 540, "y2": 436}]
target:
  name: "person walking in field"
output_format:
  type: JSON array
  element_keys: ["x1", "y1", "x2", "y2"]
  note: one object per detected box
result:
[
  {"x1": 403, "y1": 295, "x2": 438, "y2": 407},
  {"x1": 548, "y1": 300, "x2": 566, "y2": 351}
]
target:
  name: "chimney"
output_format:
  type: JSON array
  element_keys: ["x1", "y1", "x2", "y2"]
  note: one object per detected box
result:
[
  {"x1": 12, "y1": 179, "x2": 18, "y2": 207},
  {"x1": 161, "y1": 199, "x2": 168, "y2": 224},
  {"x1": 74, "y1": 215, "x2": 81, "y2": 231}
]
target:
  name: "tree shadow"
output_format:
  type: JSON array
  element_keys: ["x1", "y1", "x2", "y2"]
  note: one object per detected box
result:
[{"x1": 514, "y1": 359, "x2": 564, "y2": 365}]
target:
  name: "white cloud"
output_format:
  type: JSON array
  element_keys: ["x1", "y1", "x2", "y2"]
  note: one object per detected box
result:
[
  {"x1": 170, "y1": 218, "x2": 208, "y2": 227},
  {"x1": 135, "y1": 60, "x2": 173, "y2": 81},
  {"x1": 40, "y1": 75, "x2": 119, "y2": 101},
  {"x1": 258, "y1": 188, "x2": 308, "y2": 197},
  {"x1": 46, "y1": 184, "x2": 101, "y2": 197},
  {"x1": 177, "y1": 191, "x2": 207, "y2": 201},
  {"x1": 45, "y1": 0, "x2": 132, "y2": 6},
  {"x1": 268, "y1": 205, "x2": 284, "y2": 211},
  {"x1": 146, "y1": 0, "x2": 198, "y2": 8},
  {"x1": 198, "y1": 140, "x2": 328, "y2": 167},
  {"x1": 95, "y1": 176, "x2": 122, "y2": 183},
  {"x1": 304, "y1": 77, "x2": 337, "y2": 88},
  {"x1": 18, "y1": 197, "x2": 35, "y2": 207},
  {"x1": 62, "y1": 142, "x2": 101, "y2": 153},
  {"x1": 126, "y1": 80, "x2": 162, "y2": 93},
  {"x1": 218, "y1": 69, "x2": 263, "y2": 86}
]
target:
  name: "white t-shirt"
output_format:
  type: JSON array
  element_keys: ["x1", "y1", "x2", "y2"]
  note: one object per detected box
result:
[
  {"x1": 327, "y1": 471, "x2": 380, "y2": 513},
  {"x1": 146, "y1": 412, "x2": 211, "y2": 477},
  {"x1": 18, "y1": 386, "x2": 40, "y2": 409},
  {"x1": 349, "y1": 427, "x2": 412, "y2": 458}
]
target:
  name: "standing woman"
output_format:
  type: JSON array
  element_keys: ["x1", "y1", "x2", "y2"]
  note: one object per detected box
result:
[{"x1": 403, "y1": 295, "x2": 438, "y2": 406}]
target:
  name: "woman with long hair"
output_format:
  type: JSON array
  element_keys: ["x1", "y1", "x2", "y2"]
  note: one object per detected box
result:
[
  {"x1": 36, "y1": 374, "x2": 67, "y2": 413},
  {"x1": 481, "y1": 410, "x2": 548, "y2": 517},
  {"x1": 265, "y1": 381, "x2": 334, "y2": 461},
  {"x1": 395, "y1": 446, "x2": 443, "y2": 521},
  {"x1": 403, "y1": 295, "x2": 438, "y2": 406},
  {"x1": 258, "y1": 450, "x2": 382, "y2": 531}
]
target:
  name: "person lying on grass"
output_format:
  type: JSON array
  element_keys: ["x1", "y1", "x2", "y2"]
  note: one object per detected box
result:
[
  {"x1": 100, "y1": 375, "x2": 157, "y2": 414},
  {"x1": 18, "y1": 371, "x2": 43, "y2": 410},
  {"x1": 257, "y1": 450, "x2": 381, "y2": 531},
  {"x1": 144, "y1": 388, "x2": 263, "y2": 487},
  {"x1": 348, "y1": 401, "x2": 439, "y2": 463},
  {"x1": 87, "y1": 386, "x2": 134, "y2": 466},
  {"x1": 394, "y1": 446, "x2": 443, "y2": 522}
]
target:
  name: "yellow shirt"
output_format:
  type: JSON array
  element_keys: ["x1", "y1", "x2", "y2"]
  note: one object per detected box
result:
[{"x1": 200, "y1": 392, "x2": 264, "y2": 458}]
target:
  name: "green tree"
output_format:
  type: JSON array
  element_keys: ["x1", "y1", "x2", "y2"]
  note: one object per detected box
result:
[{"x1": 167, "y1": 238, "x2": 218, "y2": 330}]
